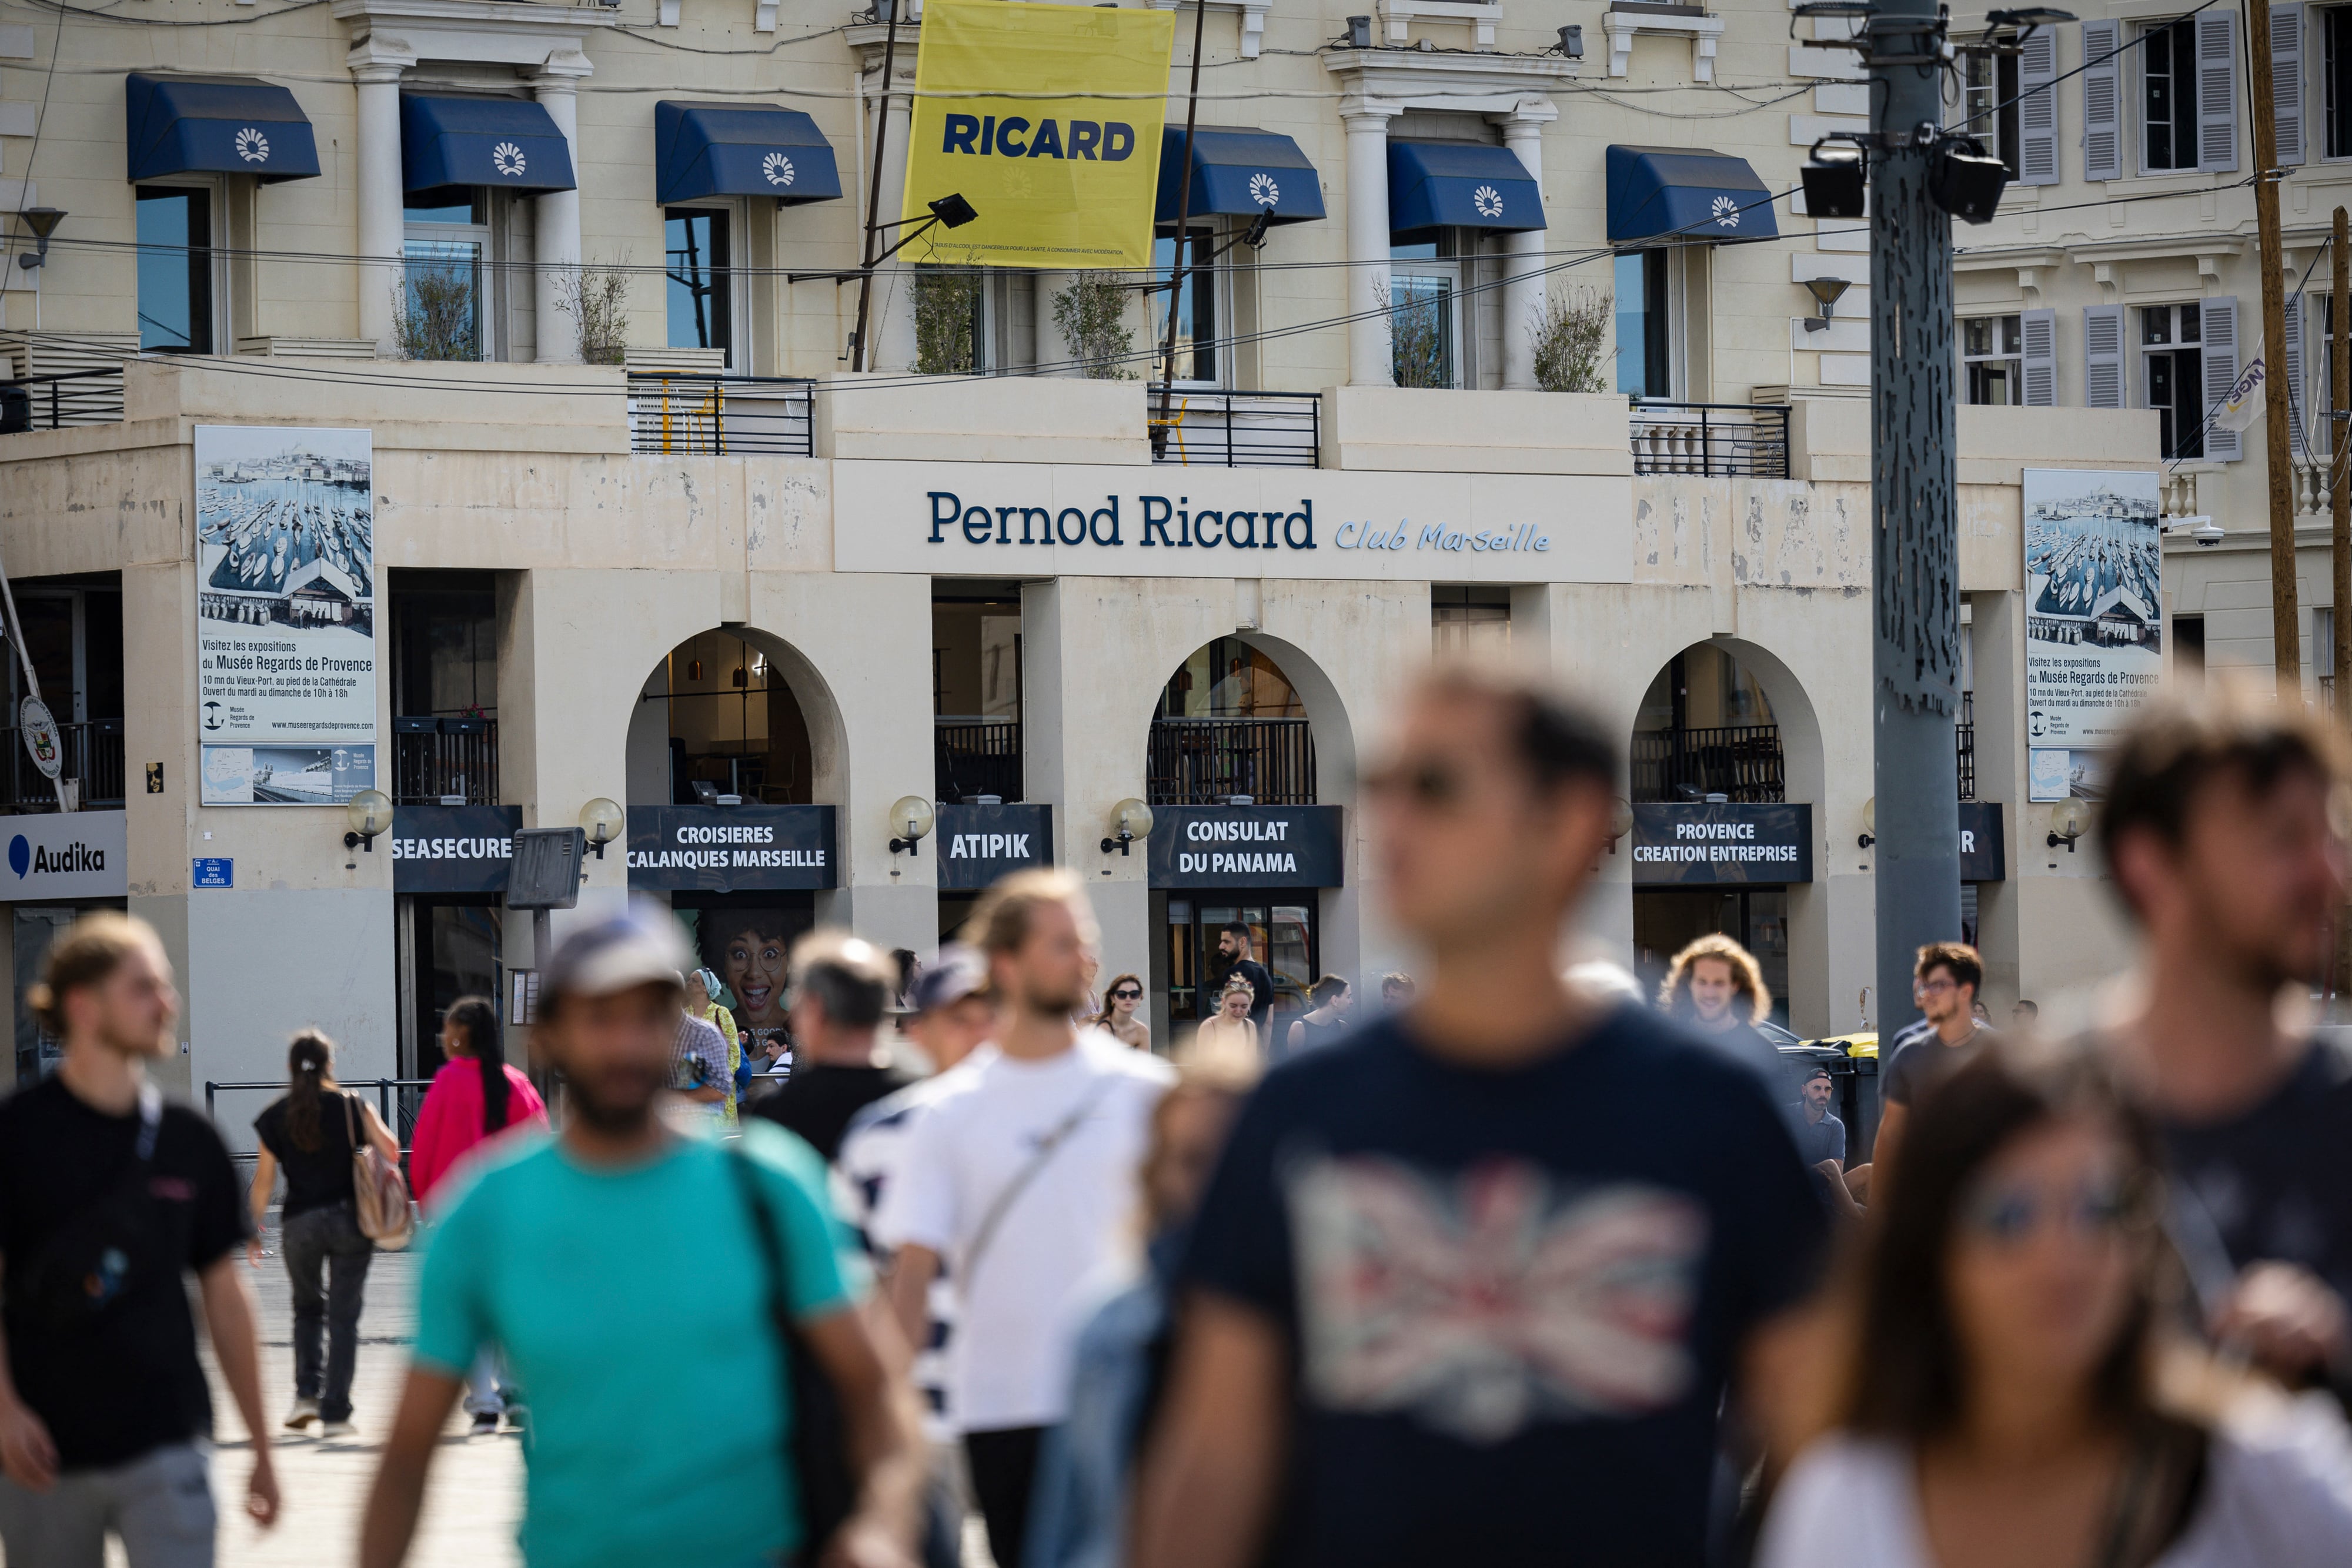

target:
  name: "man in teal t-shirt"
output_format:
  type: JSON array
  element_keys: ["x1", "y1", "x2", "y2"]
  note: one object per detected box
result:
[{"x1": 360, "y1": 915, "x2": 923, "y2": 1568}]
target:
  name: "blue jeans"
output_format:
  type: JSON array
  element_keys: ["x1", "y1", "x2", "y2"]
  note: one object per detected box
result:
[{"x1": 281, "y1": 1202, "x2": 373, "y2": 1423}]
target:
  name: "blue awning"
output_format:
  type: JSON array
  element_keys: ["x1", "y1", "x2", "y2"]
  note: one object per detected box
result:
[
  {"x1": 125, "y1": 73, "x2": 320, "y2": 184},
  {"x1": 400, "y1": 94, "x2": 576, "y2": 195},
  {"x1": 1606, "y1": 145, "x2": 1779, "y2": 244},
  {"x1": 1154, "y1": 127, "x2": 1325, "y2": 226},
  {"x1": 1386, "y1": 140, "x2": 1542, "y2": 239},
  {"x1": 656, "y1": 101, "x2": 844, "y2": 206}
]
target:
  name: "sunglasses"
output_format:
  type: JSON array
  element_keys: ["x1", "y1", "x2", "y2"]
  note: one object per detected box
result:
[
  {"x1": 1110, "y1": 988, "x2": 1142, "y2": 1001},
  {"x1": 1359, "y1": 758, "x2": 1468, "y2": 810},
  {"x1": 1960, "y1": 1174, "x2": 2137, "y2": 1246}
]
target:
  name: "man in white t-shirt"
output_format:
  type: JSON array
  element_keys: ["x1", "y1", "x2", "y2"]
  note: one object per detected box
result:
[{"x1": 876, "y1": 871, "x2": 1173, "y2": 1568}]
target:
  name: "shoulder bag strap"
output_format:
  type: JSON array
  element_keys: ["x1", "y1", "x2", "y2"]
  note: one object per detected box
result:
[
  {"x1": 342, "y1": 1090, "x2": 363, "y2": 1151},
  {"x1": 960, "y1": 1074, "x2": 1120, "y2": 1293},
  {"x1": 726, "y1": 1146, "x2": 814, "y2": 1554}
]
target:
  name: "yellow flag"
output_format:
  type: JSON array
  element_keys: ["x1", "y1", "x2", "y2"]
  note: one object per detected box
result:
[{"x1": 900, "y1": 0, "x2": 1175, "y2": 269}]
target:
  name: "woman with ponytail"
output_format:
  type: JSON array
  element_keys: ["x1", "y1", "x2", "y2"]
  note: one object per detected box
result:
[
  {"x1": 409, "y1": 996, "x2": 549, "y2": 1434},
  {"x1": 250, "y1": 1029, "x2": 400, "y2": 1436}
]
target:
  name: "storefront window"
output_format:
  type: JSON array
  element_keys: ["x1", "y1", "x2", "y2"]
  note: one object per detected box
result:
[
  {"x1": 1157, "y1": 638, "x2": 1305, "y2": 720},
  {"x1": 1614, "y1": 248, "x2": 1672, "y2": 397},
  {"x1": 664, "y1": 208, "x2": 733, "y2": 364},
  {"x1": 403, "y1": 193, "x2": 489, "y2": 362},
  {"x1": 1152, "y1": 224, "x2": 1217, "y2": 385},
  {"x1": 136, "y1": 186, "x2": 212, "y2": 354},
  {"x1": 1162, "y1": 898, "x2": 1316, "y2": 1029}
]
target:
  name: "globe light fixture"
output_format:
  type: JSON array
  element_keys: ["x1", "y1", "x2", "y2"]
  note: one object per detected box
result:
[
  {"x1": 579, "y1": 797, "x2": 626, "y2": 859},
  {"x1": 890, "y1": 795, "x2": 936, "y2": 856},
  {"x1": 344, "y1": 788, "x2": 393, "y2": 852}
]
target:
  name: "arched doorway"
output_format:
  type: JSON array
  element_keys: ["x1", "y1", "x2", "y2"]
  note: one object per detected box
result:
[
  {"x1": 624, "y1": 628, "x2": 833, "y2": 1057},
  {"x1": 1629, "y1": 642, "x2": 1793, "y2": 1025},
  {"x1": 1147, "y1": 637, "x2": 1322, "y2": 1046}
]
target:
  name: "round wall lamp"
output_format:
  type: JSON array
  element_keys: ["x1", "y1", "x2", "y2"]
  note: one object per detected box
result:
[
  {"x1": 890, "y1": 795, "x2": 936, "y2": 857},
  {"x1": 344, "y1": 788, "x2": 393, "y2": 852},
  {"x1": 1102, "y1": 797, "x2": 1154, "y2": 855},
  {"x1": 580, "y1": 797, "x2": 625, "y2": 860},
  {"x1": 1858, "y1": 797, "x2": 1875, "y2": 850},
  {"x1": 1606, "y1": 795, "x2": 1634, "y2": 854},
  {"x1": 2046, "y1": 795, "x2": 2092, "y2": 852}
]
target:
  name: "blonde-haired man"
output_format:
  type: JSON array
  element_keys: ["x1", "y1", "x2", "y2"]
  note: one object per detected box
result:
[{"x1": 875, "y1": 870, "x2": 1173, "y2": 1568}]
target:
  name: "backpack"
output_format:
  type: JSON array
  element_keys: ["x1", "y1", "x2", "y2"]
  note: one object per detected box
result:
[{"x1": 342, "y1": 1095, "x2": 415, "y2": 1251}]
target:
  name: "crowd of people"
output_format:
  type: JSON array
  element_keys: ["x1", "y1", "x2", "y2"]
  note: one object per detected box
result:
[{"x1": 4, "y1": 666, "x2": 2352, "y2": 1568}]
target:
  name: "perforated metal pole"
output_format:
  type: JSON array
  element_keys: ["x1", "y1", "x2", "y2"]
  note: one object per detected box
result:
[{"x1": 1869, "y1": 0, "x2": 1963, "y2": 1047}]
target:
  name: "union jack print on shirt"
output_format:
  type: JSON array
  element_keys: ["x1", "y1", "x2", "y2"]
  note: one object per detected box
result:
[{"x1": 1288, "y1": 1154, "x2": 1709, "y2": 1443}]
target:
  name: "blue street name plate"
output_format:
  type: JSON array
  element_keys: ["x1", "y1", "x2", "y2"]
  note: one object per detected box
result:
[{"x1": 192, "y1": 857, "x2": 233, "y2": 888}]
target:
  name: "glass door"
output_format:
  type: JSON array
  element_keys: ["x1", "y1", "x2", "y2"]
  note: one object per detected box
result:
[
  {"x1": 403, "y1": 193, "x2": 490, "y2": 362},
  {"x1": 1161, "y1": 894, "x2": 1319, "y2": 1036}
]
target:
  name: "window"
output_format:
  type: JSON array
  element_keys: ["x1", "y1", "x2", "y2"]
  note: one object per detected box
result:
[
  {"x1": 1391, "y1": 238, "x2": 1461, "y2": 389},
  {"x1": 1151, "y1": 225, "x2": 1218, "y2": 385},
  {"x1": 664, "y1": 208, "x2": 733, "y2": 365},
  {"x1": 402, "y1": 193, "x2": 489, "y2": 362},
  {"x1": 1962, "y1": 315, "x2": 2024, "y2": 405},
  {"x1": 1962, "y1": 49, "x2": 2023, "y2": 176},
  {"x1": 2143, "y1": 18, "x2": 2201, "y2": 170},
  {"x1": 2142, "y1": 303, "x2": 2206, "y2": 460},
  {"x1": 1432, "y1": 587, "x2": 1509, "y2": 657},
  {"x1": 135, "y1": 187, "x2": 212, "y2": 353},
  {"x1": 2330, "y1": 8, "x2": 2352, "y2": 158},
  {"x1": 1614, "y1": 248, "x2": 1672, "y2": 397}
]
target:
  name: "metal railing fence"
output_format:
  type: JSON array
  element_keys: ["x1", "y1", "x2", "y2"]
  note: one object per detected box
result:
[
  {"x1": 1147, "y1": 717, "x2": 1317, "y2": 805},
  {"x1": 1629, "y1": 401, "x2": 1792, "y2": 478},
  {"x1": 1629, "y1": 723, "x2": 1788, "y2": 803},
  {"x1": 1147, "y1": 387, "x2": 1321, "y2": 467},
  {"x1": 627, "y1": 373, "x2": 815, "y2": 456}
]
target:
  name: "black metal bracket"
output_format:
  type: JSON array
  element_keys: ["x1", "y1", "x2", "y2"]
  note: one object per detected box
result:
[{"x1": 1100, "y1": 831, "x2": 1135, "y2": 855}]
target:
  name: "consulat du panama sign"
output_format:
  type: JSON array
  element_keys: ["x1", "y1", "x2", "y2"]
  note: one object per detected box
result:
[{"x1": 831, "y1": 462, "x2": 1632, "y2": 584}]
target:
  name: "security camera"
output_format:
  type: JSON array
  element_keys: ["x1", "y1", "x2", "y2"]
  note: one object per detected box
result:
[{"x1": 2190, "y1": 520, "x2": 2224, "y2": 547}]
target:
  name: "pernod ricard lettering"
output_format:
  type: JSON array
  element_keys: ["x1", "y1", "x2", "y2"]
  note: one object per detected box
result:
[
  {"x1": 1177, "y1": 816, "x2": 1297, "y2": 877},
  {"x1": 628, "y1": 822, "x2": 827, "y2": 872},
  {"x1": 924, "y1": 492, "x2": 1551, "y2": 557}
]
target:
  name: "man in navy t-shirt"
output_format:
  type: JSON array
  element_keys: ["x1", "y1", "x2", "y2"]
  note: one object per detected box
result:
[{"x1": 1132, "y1": 669, "x2": 1826, "y2": 1568}]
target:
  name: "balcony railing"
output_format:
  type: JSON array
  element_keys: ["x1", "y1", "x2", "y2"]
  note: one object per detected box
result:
[
  {"x1": 1630, "y1": 401, "x2": 1791, "y2": 478},
  {"x1": 935, "y1": 717, "x2": 1021, "y2": 803},
  {"x1": 0, "y1": 720, "x2": 125, "y2": 810},
  {"x1": 1630, "y1": 723, "x2": 1786, "y2": 803},
  {"x1": 1148, "y1": 717, "x2": 1316, "y2": 806},
  {"x1": 2, "y1": 369, "x2": 126, "y2": 434},
  {"x1": 392, "y1": 716, "x2": 498, "y2": 806},
  {"x1": 1148, "y1": 389, "x2": 1321, "y2": 468},
  {"x1": 627, "y1": 374, "x2": 814, "y2": 457}
]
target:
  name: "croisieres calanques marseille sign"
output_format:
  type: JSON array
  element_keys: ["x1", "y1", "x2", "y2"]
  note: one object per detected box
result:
[
  {"x1": 831, "y1": 462, "x2": 1629, "y2": 584},
  {"x1": 627, "y1": 805, "x2": 838, "y2": 891},
  {"x1": 1147, "y1": 804, "x2": 1344, "y2": 889},
  {"x1": 1629, "y1": 803, "x2": 1815, "y2": 885},
  {"x1": 936, "y1": 803, "x2": 1053, "y2": 891}
]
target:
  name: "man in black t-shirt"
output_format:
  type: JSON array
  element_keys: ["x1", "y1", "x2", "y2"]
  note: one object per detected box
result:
[
  {"x1": 0, "y1": 912, "x2": 278, "y2": 1563},
  {"x1": 746, "y1": 930, "x2": 915, "y2": 1162},
  {"x1": 2096, "y1": 690, "x2": 2352, "y2": 1398},
  {"x1": 1214, "y1": 923, "x2": 1275, "y2": 1038},
  {"x1": 1132, "y1": 671, "x2": 1825, "y2": 1568}
]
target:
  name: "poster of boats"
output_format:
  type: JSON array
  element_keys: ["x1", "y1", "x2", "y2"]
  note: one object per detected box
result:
[
  {"x1": 2022, "y1": 467, "x2": 2161, "y2": 800},
  {"x1": 195, "y1": 426, "x2": 377, "y2": 805}
]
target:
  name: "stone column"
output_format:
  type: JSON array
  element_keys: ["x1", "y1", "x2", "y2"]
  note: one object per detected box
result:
[
  {"x1": 349, "y1": 54, "x2": 410, "y2": 355},
  {"x1": 1495, "y1": 102, "x2": 1555, "y2": 391},
  {"x1": 1341, "y1": 103, "x2": 1398, "y2": 387},
  {"x1": 533, "y1": 55, "x2": 592, "y2": 365}
]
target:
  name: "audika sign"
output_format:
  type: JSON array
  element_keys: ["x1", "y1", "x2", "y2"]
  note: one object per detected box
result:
[
  {"x1": 1630, "y1": 803, "x2": 1815, "y2": 886},
  {"x1": 936, "y1": 802, "x2": 1053, "y2": 891},
  {"x1": 1147, "y1": 804, "x2": 1345, "y2": 890},
  {"x1": 627, "y1": 805, "x2": 838, "y2": 892},
  {"x1": 0, "y1": 811, "x2": 128, "y2": 901}
]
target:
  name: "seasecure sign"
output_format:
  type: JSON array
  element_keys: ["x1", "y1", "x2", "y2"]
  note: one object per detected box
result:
[
  {"x1": 900, "y1": 0, "x2": 1175, "y2": 269},
  {"x1": 833, "y1": 462, "x2": 1632, "y2": 585},
  {"x1": 1148, "y1": 805, "x2": 1344, "y2": 889},
  {"x1": 1629, "y1": 803, "x2": 1815, "y2": 885}
]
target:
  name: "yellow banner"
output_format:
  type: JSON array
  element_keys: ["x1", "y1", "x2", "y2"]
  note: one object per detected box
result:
[{"x1": 899, "y1": 0, "x2": 1175, "y2": 269}]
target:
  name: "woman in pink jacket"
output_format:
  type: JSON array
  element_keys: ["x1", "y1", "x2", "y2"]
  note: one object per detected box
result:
[{"x1": 407, "y1": 994, "x2": 546, "y2": 1433}]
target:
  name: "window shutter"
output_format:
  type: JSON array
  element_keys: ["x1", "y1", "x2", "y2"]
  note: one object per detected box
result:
[
  {"x1": 2022, "y1": 309, "x2": 2059, "y2": 405},
  {"x1": 2284, "y1": 288, "x2": 2308, "y2": 460},
  {"x1": 2081, "y1": 21, "x2": 2123, "y2": 182},
  {"x1": 2084, "y1": 305, "x2": 2124, "y2": 409},
  {"x1": 2197, "y1": 11, "x2": 2240, "y2": 174},
  {"x1": 2274, "y1": 4, "x2": 2306, "y2": 166},
  {"x1": 2017, "y1": 26, "x2": 2060, "y2": 184},
  {"x1": 2205, "y1": 296, "x2": 2241, "y2": 461}
]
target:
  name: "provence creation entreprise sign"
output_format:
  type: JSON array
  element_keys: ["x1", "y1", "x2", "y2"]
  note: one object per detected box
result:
[{"x1": 1629, "y1": 803, "x2": 1815, "y2": 885}]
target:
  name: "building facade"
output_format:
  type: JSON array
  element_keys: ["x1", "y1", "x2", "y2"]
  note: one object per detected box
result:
[{"x1": 2, "y1": 0, "x2": 2161, "y2": 1130}]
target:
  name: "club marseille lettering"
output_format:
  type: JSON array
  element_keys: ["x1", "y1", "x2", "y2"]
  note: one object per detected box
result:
[
  {"x1": 1632, "y1": 820, "x2": 1800, "y2": 865},
  {"x1": 1180, "y1": 817, "x2": 1297, "y2": 876},
  {"x1": 630, "y1": 822, "x2": 826, "y2": 871}
]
